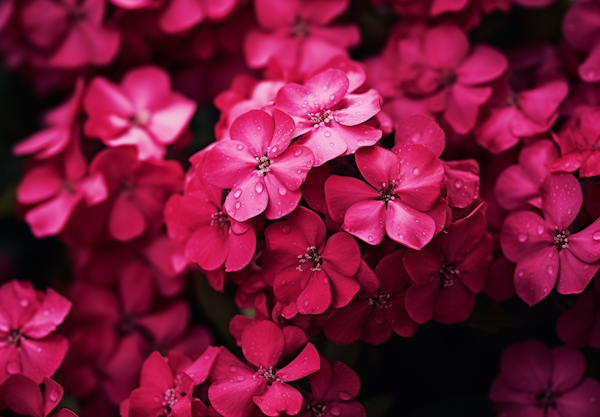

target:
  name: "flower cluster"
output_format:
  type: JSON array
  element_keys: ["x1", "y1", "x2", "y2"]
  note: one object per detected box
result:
[{"x1": 3, "y1": 0, "x2": 600, "y2": 416}]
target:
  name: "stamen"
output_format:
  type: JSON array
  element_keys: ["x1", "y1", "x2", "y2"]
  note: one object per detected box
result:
[
  {"x1": 554, "y1": 229, "x2": 569, "y2": 251},
  {"x1": 210, "y1": 211, "x2": 229, "y2": 227},
  {"x1": 440, "y1": 264, "x2": 460, "y2": 287},
  {"x1": 297, "y1": 246, "x2": 323, "y2": 272},
  {"x1": 255, "y1": 155, "x2": 271, "y2": 176},
  {"x1": 367, "y1": 292, "x2": 393, "y2": 309},
  {"x1": 308, "y1": 109, "x2": 334, "y2": 128}
]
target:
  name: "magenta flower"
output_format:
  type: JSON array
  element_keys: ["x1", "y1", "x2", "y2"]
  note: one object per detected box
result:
[
  {"x1": 297, "y1": 356, "x2": 366, "y2": 417},
  {"x1": 165, "y1": 152, "x2": 256, "y2": 273},
  {"x1": 159, "y1": 0, "x2": 238, "y2": 34},
  {"x1": 475, "y1": 77, "x2": 568, "y2": 154},
  {"x1": 90, "y1": 146, "x2": 183, "y2": 242},
  {"x1": 563, "y1": 0, "x2": 600, "y2": 83},
  {"x1": 495, "y1": 139, "x2": 559, "y2": 211},
  {"x1": 275, "y1": 68, "x2": 382, "y2": 166},
  {"x1": 324, "y1": 252, "x2": 419, "y2": 345},
  {"x1": 203, "y1": 109, "x2": 315, "y2": 222},
  {"x1": 208, "y1": 320, "x2": 320, "y2": 417},
  {"x1": 84, "y1": 66, "x2": 196, "y2": 161},
  {"x1": 0, "y1": 280, "x2": 71, "y2": 385},
  {"x1": 500, "y1": 174, "x2": 600, "y2": 306},
  {"x1": 547, "y1": 106, "x2": 600, "y2": 178},
  {"x1": 556, "y1": 278, "x2": 600, "y2": 349},
  {"x1": 489, "y1": 340, "x2": 600, "y2": 417},
  {"x1": 0, "y1": 374, "x2": 77, "y2": 417},
  {"x1": 13, "y1": 78, "x2": 84, "y2": 160},
  {"x1": 263, "y1": 206, "x2": 361, "y2": 317},
  {"x1": 414, "y1": 24, "x2": 508, "y2": 134},
  {"x1": 16, "y1": 141, "x2": 108, "y2": 238},
  {"x1": 244, "y1": 0, "x2": 360, "y2": 75},
  {"x1": 403, "y1": 204, "x2": 492, "y2": 324},
  {"x1": 325, "y1": 144, "x2": 445, "y2": 250}
]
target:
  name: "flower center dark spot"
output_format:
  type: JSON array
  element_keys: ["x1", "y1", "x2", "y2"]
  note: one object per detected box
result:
[
  {"x1": 440, "y1": 263, "x2": 460, "y2": 287},
  {"x1": 554, "y1": 229, "x2": 569, "y2": 251},
  {"x1": 256, "y1": 155, "x2": 271, "y2": 176},
  {"x1": 255, "y1": 366, "x2": 279, "y2": 386},
  {"x1": 7, "y1": 330, "x2": 22, "y2": 347},
  {"x1": 297, "y1": 246, "x2": 323, "y2": 272},
  {"x1": 367, "y1": 292, "x2": 393, "y2": 309},
  {"x1": 439, "y1": 70, "x2": 457, "y2": 87},
  {"x1": 535, "y1": 389, "x2": 557, "y2": 410}
]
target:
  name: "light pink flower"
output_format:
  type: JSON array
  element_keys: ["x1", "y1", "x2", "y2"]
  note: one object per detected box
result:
[
  {"x1": 275, "y1": 68, "x2": 382, "y2": 166},
  {"x1": 84, "y1": 66, "x2": 196, "y2": 161},
  {"x1": 203, "y1": 109, "x2": 314, "y2": 222}
]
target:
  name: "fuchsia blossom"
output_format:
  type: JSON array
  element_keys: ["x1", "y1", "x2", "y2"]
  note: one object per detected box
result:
[
  {"x1": 404, "y1": 204, "x2": 492, "y2": 324},
  {"x1": 275, "y1": 69, "x2": 382, "y2": 166},
  {"x1": 90, "y1": 146, "x2": 183, "y2": 242},
  {"x1": 244, "y1": 0, "x2": 360, "y2": 76},
  {"x1": 16, "y1": 140, "x2": 107, "y2": 238},
  {"x1": 495, "y1": 139, "x2": 559, "y2": 211},
  {"x1": 325, "y1": 144, "x2": 445, "y2": 250},
  {"x1": 475, "y1": 77, "x2": 568, "y2": 154},
  {"x1": 203, "y1": 109, "x2": 314, "y2": 222},
  {"x1": 556, "y1": 278, "x2": 600, "y2": 349},
  {"x1": 324, "y1": 250, "x2": 419, "y2": 345},
  {"x1": 501, "y1": 174, "x2": 600, "y2": 306},
  {"x1": 489, "y1": 340, "x2": 600, "y2": 417},
  {"x1": 547, "y1": 106, "x2": 600, "y2": 178},
  {"x1": 563, "y1": 0, "x2": 600, "y2": 83},
  {"x1": 208, "y1": 320, "x2": 320, "y2": 417},
  {"x1": 0, "y1": 280, "x2": 71, "y2": 385},
  {"x1": 296, "y1": 356, "x2": 365, "y2": 417},
  {"x1": 262, "y1": 206, "x2": 361, "y2": 318},
  {"x1": 120, "y1": 348, "x2": 219, "y2": 417},
  {"x1": 13, "y1": 78, "x2": 84, "y2": 160},
  {"x1": 84, "y1": 66, "x2": 196, "y2": 161},
  {"x1": 0, "y1": 374, "x2": 77, "y2": 417},
  {"x1": 165, "y1": 149, "x2": 256, "y2": 274}
]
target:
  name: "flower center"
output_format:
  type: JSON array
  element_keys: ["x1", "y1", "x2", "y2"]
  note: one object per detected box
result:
[
  {"x1": 439, "y1": 69, "x2": 457, "y2": 87},
  {"x1": 368, "y1": 292, "x2": 393, "y2": 309},
  {"x1": 535, "y1": 389, "x2": 557, "y2": 410},
  {"x1": 308, "y1": 109, "x2": 333, "y2": 128},
  {"x1": 68, "y1": 9, "x2": 87, "y2": 23},
  {"x1": 255, "y1": 155, "x2": 271, "y2": 176},
  {"x1": 308, "y1": 403, "x2": 327, "y2": 417},
  {"x1": 129, "y1": 109, "x2": 150, "y2": 127},
  {"x1": 554, "y1": 229, "x2": 569, "y2": 251},
  {"x1": 290, "y1": 19, "x2": 309, "y2": 38},
  {"x1": 210, "y1": 211, "x2": 229, "y2": 228},
  {"x1": 378, "y1": 182, "x2": 397, "y2": 203},
  {"x1": 440, "y1": 264, "x2": 460, "y2": 287},
  {"x1": 255, "y1": 366, "x2": 280, "y2": 386},
  {"x1": 297, "y1": 246, "x2": 323, "y2": 272},
  {"x1": 7, "y1": 330, "x2": 22, "y2": 347}
]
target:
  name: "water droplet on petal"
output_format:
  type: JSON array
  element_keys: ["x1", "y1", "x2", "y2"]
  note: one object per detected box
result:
[
  {"x1": 323, "y1": 277, "x2": 329, "y2": 284},
  {"x1": 229, "y1": 365, "x2": 237, "y2": 373},
  {"x1": 374, "y1": 316, "x2": 385, "y2": 324},
  {"x1": 517, "y1": 233, "x2": 528, "y2": 243},
  {"x1": 255, "y1": 183, "x2": 263, "y2": 193},
  {"x1": 233, "y1": 189, "x2": 242, "y2": 198},
  {"x1": 154, "y1": 395, "x2": 161, "y2": 402},
  {"x1": 281, "y1": 280, "x2": 287, "y2": 285},
  {"x1": 49, "y1": 390, "x2": 60, "y2": 401},
  {"x1": 593, "y1": 232, "x2": 600, "y2": 241},
  {"x1": 235, "y1": 202, "x2": 241, "y2": 209},
  {"x1": 368, "y1": 236, "x2": 374, "y2": 242},
  {"x1": 279, "y1": 187, "x2": 287, "y2": 196},
  {"x1": 330, "y1": 406, "x2": 341, "y2": 416},
  {"x1": 237, "y1": 375, "x2": 245, "y2": 382},
  {"x1": 338, "y1": 391, "x2": 352, "y2": 401},
  {"x1": 304, "y1": 300, "x2": 309, "y2": 307},
  {"x1": 271, "y1": 146, "x2": 277, "y2": 153},
  {"x1": 6, "y1": 361, "x2": 19, "y2": 374},
  {"x1": 324, "y1": 131, "x2": 331, "y2": 138},
  {"x1": 295, "y1": 149, "x2": 302, "y2": 156},
  {"x1": 583, "y1": 264, "x2": 589, "y2": 270},
  {"x1": 518, "y1": 270, "x2": 524, "y2": 277},
  {"x1": 413, "y1": 167, "x2": 420, "y2": 175},
  {"x1": 454, "y1": 179, "x2": 463, "y2": 189},
  {"x1": 537, "y1": 225, "x2": 544, "y2": 235},
  {"x1": 281, "y1": 225, "x2": 291, "y2": 234},
  {"x1": 547, "y1": 265, "x2": 554, "y2": 275},
  {"x1": 20, "y1": 299, "x2": 29, "y2": 308},
  {"x1": 357, "y1": 139, "x2": 364, "y2": 146},
  {"x1": 236, "y1": 144, "x2": 244, "y2": 151}
]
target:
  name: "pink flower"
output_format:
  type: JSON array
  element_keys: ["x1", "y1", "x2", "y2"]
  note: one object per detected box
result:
[
  {"x1": 475, "y1": 77, "x2": 568, "y2": 154},
  {"x1": 263, "y1": 206, "x2": 361, "y2": 318},
  {"x1": 325, "y1": 144, "x2": 445, "y2": 250},
  {"x1": 500, "y1": 174, "x2": 600, "y2": 306},
  {"x1": 403, "y1": 204, "x2": 492, "y2": 324},
  {"x1": 275, "y1": 69, "x2": 382, "y2": 166},
  {"x1": 159, "y1": 0, "x2": 238, "y2": 33},
  {"x1": 324, "y1": 252, "x2": 419, "y2": 345},
  {"x1": 297, "y1": 356, "x2": 366, "y2": 417},
  {"x1": 547, "y1": 106, "x2": 600, "y2": 178},
  {"x1": 90, "y1": 146, "x2": 183, "y2": 242},
  {"x1": 120, "y1": 348, "x2": 219, "y2": 417},
  {"x1": 165, "y1": 151, "x2": 256, "y2": 273},
  {"x1": 563, "y1": 0, "x2": 600, "y2": 83},
  {"x1": 0, "y1": 280, "x2": 71, "y2": 385},
  {"x1": 84, "y1": 66, "x2": 196, "y2": 161},
  {"x1": 556, "y1": 278, "x2": 600, "y2": 349},
  {"x1": 411, "y1": 24, "x2": 507, "y2": 134},
  {"x1": 0, "y1": 374, "x2": 77, "y2": 417},
  {"x1": 244, "y1": 0, "x2": 360, "y2": 76},
  {"x1": 13, "y1": 78, "x2": 84, "y2": 160},
  {"x1": 489, "y1": 340, "x2": 600, "y2": 417},
  {"x1": 208, "y1": 320, "x2": 320, "y2": 417},
  {"x1": 495, "y1": 139, "x2": 559, "y2": 211},
  {"x1": 203, "y1": 109, "x2": 315, "y2": 222},
  {"x1": 19, "y1": 0, "x2": 120, "y2": 68},
  {"x1": 16, "y1": 141, "x2": 108, "y2": 238}
]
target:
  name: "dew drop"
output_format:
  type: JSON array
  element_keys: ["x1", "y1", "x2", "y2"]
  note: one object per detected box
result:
[
  {"x1": 271, "y1": 146, "x2": 277, "y2": 153},
  {"x1": 6, "y1": 361, "x2": 19, "y2": 374},
  {"x1": 593, "y1": 232, "x2": 600, "y2": 241},
  {"x1": 413, "y1": 167, "x2": 420, "y2": 175},
  {"x1": 237, "y1": 375, "x2": 245, "y2": 382},
  {"x1": 154, "y1": 395, "x2": 161, "y2": 403},
  {"x1": 324, "y1": 131, "x2": 331, "y2": 138},
  {"x1": 255, "y1": 183, "x2": 263, "y2": 193},
  {"x1": 537, "y1": 225, "x2": 544, "y2": 235},
  {"x1": 295, "y1": 149, "x2": 302, "y2": 156},
  {"x1": 281, "y1": 280, "x2": 287, "y2": 285},
  {"x1": 367, "y1": 236, "x2": 374, "y2": 242},
  {"x1": 329, "y1": 142, "x2": 334, "y2": 146},
  {"x1": 454, "y1": 179, "x2": 463, "y2": 189},
  {"x1": 279, "y1": 187, "x2": 287, "y2": 196},
  {"x1": 277, "y1": 210, "x2": 282, "y2": 216},
  {"x1": 583, "y1": 264, "x2": 590, "y2": 270},
  {"x1": 543, "y1": 287, "x2": 548, "y2": 293},
  {"x1": 236, "y1": 144, "x2": 244, "y2": 151},
  {"x1": 304, "y1": 300, "x2": 310, "y2": 307},
  {"x1": 374, "y1": 316, "x2": 385, "y2": 324},
  {"x1": 235, "y1": 202, "x2": 241, "y2": 209},
  {"x1": 357, "y1": 139, "x2": 364, "y2": 146},
  {"x1": 518, "y1": 270, "x2": 524, "y2": 277},
  {"x1": 517, "y1": 233, "x2": 528, "y2": 243},
  {"x1": 281, "y1": 224, "x2": 291, "y2": 234},
  {"x1": 229, "y1": 365, "x2": 237, "y2": 373},
  {"x1": 547, "y1": 265, "x2": 554, "y2": 275},
  {"x1": 330, "y1": 406, "x2": 341, "y2": 416},
  {"x1": 323, "y1": 277, "x2": 329, "y2": 285},
  {"x1": 233, "y1": 189, "x2": 242, "y2": 198},
  {"x1": 329, "y1": 94, "x2": 335, "y2": 100},
  {"x1": 20, "y1": 299, "x2": 29, "y2": 308},
  {"x1": 338, "y1": 391, "x2": 352, "y2": 401},
  {"x1": 49, "y1": 390, "x2": 60, "y2": 401}
]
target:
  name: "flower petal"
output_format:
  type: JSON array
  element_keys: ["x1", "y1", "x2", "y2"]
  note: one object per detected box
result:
[
  {"x1": 325, "y1": 175, "x2": 379, "y2": 223},
  {"x1": 541, "y1": 174, "x2": 582, "y2": 230},
  {"x1": 513, "y1": 246, "x2": 559, "y2": 306},
  {"x1": 253, "y1": 382, "x2": 303, "y2": 417},
  {"x1": 395, "y1": 114, "x2": 445, "y2": 157},
  {"x1": 241, "y1": 320, "x2": 284, "y2": 368},
  {"x1": 275, "y1": 342, "x2": 320, "y2": 382},
  {"x1": 385, "y1": 200, "x2": 436, "y2": 250}
]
